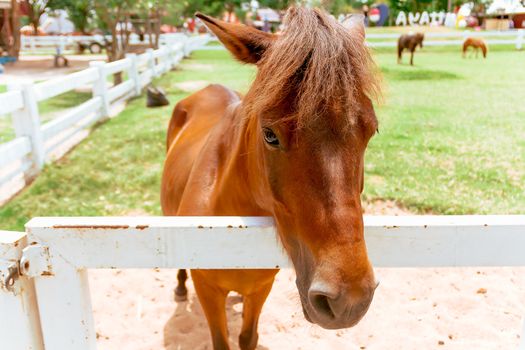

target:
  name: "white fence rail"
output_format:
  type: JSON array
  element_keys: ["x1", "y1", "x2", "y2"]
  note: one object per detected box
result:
[
  {"x1": 0, "y1": 215, "x2": 524, "y2": 349},
  {"x1": 20, "y1": 33, "x2": 192, "y2": 53},
  {"x1": 0, "y1": 35, "x2": 210, "y2": 194},
  {"x1": 204, "y1": 29, "x2": 525, "y2": 50},
  {"x1": 366, "y1": 29, "x2": 525, "y2": 49}
]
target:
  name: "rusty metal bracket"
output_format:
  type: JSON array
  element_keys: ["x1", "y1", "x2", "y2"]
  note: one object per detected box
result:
[
  {"x1": 20, "y1": 244, "x2": 52, "y2": 278},
  {"x1": 0, "y1": 261, "x2": 20, "y2": 292}
]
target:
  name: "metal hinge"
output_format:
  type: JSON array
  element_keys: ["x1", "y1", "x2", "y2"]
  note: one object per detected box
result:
[
  {"x1": 0, "y1": 261, "x2": 21, "y2": 292},
  {"x1": 0, "y1": 244, "x2": 52, "y2": 293}
]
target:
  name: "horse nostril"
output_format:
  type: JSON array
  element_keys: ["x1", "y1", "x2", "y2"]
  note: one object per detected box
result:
[{"x1": 310, "y1": 292, "x2": 335, "y2": 319}]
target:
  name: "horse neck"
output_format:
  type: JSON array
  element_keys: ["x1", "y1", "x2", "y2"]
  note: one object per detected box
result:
[{"x1": 214, "y1": 103, "x2": 272, "y2": 216}]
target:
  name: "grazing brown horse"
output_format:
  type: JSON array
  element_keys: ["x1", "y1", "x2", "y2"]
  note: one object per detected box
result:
[
  {"x1": 397, "y1": 32, "x2": 424, "y2": 65},
  {"x1": 161, "y1": 7, "x2": 380, "y2": 350},
  {"x1": 463, "y1": 37, "x2": 487, "y2": 58}
]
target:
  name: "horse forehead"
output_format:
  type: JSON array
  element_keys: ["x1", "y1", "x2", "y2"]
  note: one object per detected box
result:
[
  {"x1": 299, "y1": 137, "x2": 357, "y2": 174},
  {"x1": 297, "y1": 114, "x2": 360, "y2": 143}
]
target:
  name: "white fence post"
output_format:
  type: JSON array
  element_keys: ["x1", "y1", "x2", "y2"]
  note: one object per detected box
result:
[
  {"x1": 126, "y1": 53, "x2": 142, "y2": 96},
  {"x1": 184, "y1": 39, "x2": 190, "y2": 57},
  {"x1": 516, "y1": 29, "x2": 524, "y2": 50},
  {"x1": 146, "y1": 48, "x2": 156, "y2": 78},
  {"x1": 0, "y1": 231, "x2": 44, "y2": 350},
  {"x1": 166, "y1": 44, "x2": 174, "y2": 70},
  {"x1": 23, "y1": 225, "x2": 97, "y2": 350},
  {"x1": 32, "y1": 264, "x2": 96, "y2": 349},
  {"x1": 159, "y1": 46, "x2": 168, "y2": 74},
  {"x1": 90, "y1": 61, "x2": 110, "y2": 120},
  {"x1": 9, "y1": 82, "x2": 45, "y2": 183}
]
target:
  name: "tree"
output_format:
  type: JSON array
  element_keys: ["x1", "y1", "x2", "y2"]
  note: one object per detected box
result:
[
  {"x1": 94, "y1": 0, "x2": 134, "y2": 84},
  {"x1": 134, "y1": 0, "x2": 168, "y2": 49},
  {"x1": 25, "y1": 0, "x2": 53, "y2": 35},
  {"x1": 1, "y1": 0, "x2": 21, "y2": 57},
  {"x1": 50, "y1": 0, "x2": 94, "y2": 34},
  {"x1": 94, "y1": 0, "x2": 133, "y2": 61}
]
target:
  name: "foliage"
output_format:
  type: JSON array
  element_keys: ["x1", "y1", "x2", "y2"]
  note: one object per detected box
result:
[
  {"x1": 93, "y1": 0, "x2": 134, "y2": 83},
  {"x1": 24, "y1": 0, "x2": 53, "y2": 35},
  {"x1": 322, "y1": 0, "x2": 357, "y2": 14},
  {"x1": 49, "y1": 0, "x2": 94, "y2": 34}
]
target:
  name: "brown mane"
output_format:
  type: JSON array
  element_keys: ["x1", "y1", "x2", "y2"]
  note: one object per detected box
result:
[{"x1": 243, "y1": 7, "x2": 380, "y2": 129}]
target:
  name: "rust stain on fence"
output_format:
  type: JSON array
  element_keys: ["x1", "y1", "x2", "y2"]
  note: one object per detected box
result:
[{"x1": 52, "y1": 225, "x2": 130, "y2": 229}]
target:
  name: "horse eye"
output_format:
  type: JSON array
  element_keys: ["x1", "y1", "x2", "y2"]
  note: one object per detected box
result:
[{"x1": 263, "y1": 128, "x2": 279, "y2": 147}]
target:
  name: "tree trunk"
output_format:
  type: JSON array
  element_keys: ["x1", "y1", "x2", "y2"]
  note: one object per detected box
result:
[
  {"x1": 107, "y1": 25, "x2": 123, "y2": 85},
  {"x1": 153, "y1": 9, "x2": 161, "y2": 49},
  {"x1": 10, "y1": 0, "x2": 21, "y2": 57},
  {"x1": 32, "y1": 18, "x2": 39, "y2": 35}
]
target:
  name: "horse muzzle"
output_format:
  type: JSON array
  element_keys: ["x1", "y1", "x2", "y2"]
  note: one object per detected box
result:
[{"x1": 300, "y1": 277, "x2": 379, "y2": 329}]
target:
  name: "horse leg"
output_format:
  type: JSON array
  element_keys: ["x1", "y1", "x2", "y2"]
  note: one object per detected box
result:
[
  {"x1": 192, "y1": 271, "x2": 230, "y2": 350},
  {"x1": 397, "y1": 47, "x2": 403, "y2": 64},
  {"x1": 238, "y1": 282, "x2": 274, "y2": 350},
  {"x1": 410, "y1": 50, "x2": 414, "y2": 66},
  {"x1": 174, "y1": 269, "x2": 188, "y2": 301}
]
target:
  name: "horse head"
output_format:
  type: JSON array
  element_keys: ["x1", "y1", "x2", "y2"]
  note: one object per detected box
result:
[{"x1": 197, "y1": 7, "x2": 380, "y2": 330}]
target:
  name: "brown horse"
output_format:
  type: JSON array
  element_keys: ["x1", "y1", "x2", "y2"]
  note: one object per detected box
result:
[
  {"x1": 397, "y1": 32, "x2": 424, "y2": 65},
  {"x1": 161, "y1": 7, "x2": 380, "y2": 350},
  {"x1": 463, "y1": 37, "x2": 487, "y2": 58}
]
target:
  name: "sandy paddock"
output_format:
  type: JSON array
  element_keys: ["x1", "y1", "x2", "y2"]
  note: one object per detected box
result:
[
  {"x1": 90, "y1": 267, "x2": 525, "y2": 350},
  {"x1": 89, "y1": 202, "x2": 525, "y2": 349}
]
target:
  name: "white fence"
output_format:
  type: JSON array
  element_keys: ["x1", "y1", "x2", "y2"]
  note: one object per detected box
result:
[
  {"x1": 1, "y1": 215, "x2": 524, "y2": 349},
  {"x1": 0, "y1": 34, "x2": 210, "y2": 195},
  {"x1": 203, "y1": 29, "x2": 525, "y2": 50},
  {"x1": 20, "y1": 33, "x2": 194, "y2": 53},
  {"x1": 366, "y1": 29, "x2": 525, "y2": 49}
]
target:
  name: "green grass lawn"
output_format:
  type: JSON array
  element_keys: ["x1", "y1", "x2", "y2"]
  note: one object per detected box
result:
[
  {"x1": 367, "y1": 48, "x2": 525, "y2": 214},
  {"x1": 1, "y1": 47, "x2": 524, "y2": 231}
]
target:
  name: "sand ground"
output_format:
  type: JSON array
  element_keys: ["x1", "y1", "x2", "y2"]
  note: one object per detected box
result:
[
  {"x1": 89, "y1": 202, "x2": 525, "y2": 349},
  {"x1": 90, "y1": 267, "x2": 525, "y2": 350}
]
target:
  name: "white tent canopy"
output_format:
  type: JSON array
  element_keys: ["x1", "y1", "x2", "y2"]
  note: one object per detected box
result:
[
  {"x1": 486, "y1": 0, "x2": 525, "y2": 14},
  {"x1": 40, "y1": 11, "x2": 75, "y2": 34}
]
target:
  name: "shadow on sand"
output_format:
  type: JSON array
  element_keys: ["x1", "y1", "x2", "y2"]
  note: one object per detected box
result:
[{"x1": 163, "y1": 292, "x2": 270, "y2": 350}]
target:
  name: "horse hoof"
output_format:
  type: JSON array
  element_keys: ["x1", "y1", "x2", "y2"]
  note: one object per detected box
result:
[{"x1": 174, "y1": 289, "x2": 188, "y2": 302}]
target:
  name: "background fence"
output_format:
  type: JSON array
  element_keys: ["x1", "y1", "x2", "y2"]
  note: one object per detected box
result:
[
  {"x1": 0, "y1": 215, "x2": 524, "y2": 349},
  {"x1": 201, "y1": 29, "x2": 525, "y2": 50},
  {"x1": 0, "y1": 34, "x2": 210, "y2": 199},
  {"x1": 366, "y1": 29, "x2": 525, "y2": 49},
  {"x1": 21, "y1": 29, "x2": 525, "y2": 55},
  {"x1": 19, "y1": 33, "x2": 195, "y2": 54}
]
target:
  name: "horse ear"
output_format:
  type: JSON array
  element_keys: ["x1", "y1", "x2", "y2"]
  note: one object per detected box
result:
[
  {"x1": 196, "y1": 13, "x2": 276, "y2": 64},
  {"x1": 341, "y1": 14, "x2": 365, "y2": 42}
]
